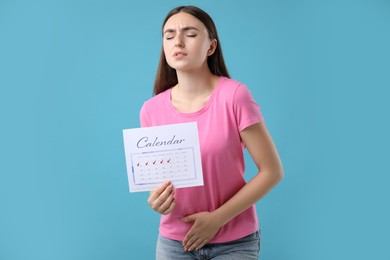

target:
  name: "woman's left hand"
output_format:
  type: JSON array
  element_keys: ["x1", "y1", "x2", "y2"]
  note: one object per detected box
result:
[{"x1": 181, "y1": 211, "x2": 222, "y2": 251}]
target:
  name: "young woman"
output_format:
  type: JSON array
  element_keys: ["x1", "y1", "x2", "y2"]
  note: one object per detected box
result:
[{"x1": 140, "y1": 5, "x2": 284, "y2": 259}]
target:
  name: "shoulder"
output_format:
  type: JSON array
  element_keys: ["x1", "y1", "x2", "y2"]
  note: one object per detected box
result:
[
  {"x1": 219, "y1": 78, "x2": 263, "y2": 130},
  {"x1": 141, "y1": 89, "x2": 169, "y2": 111},
  {"x1": 218, "y1": 77, "x2": 254, "y2": 102},
  {"x1": 140, "y1": 89, "x2": 170, "y2": 127},
  {"x1": 219, "y1": 77, "x2": 243, "y2": 90}
]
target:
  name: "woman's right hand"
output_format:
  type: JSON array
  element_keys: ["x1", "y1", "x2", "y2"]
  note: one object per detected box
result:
[{"x1": 147, "y1": 181, "x2": 176, "y2": 215}]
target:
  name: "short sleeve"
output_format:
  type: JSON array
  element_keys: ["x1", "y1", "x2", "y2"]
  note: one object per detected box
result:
[
  {"x1": 233, "y1": 84, "x2": 264, "y2": 132},
  {"x1": 139, "y1": 103, "x2": 149, "y2": 127}
]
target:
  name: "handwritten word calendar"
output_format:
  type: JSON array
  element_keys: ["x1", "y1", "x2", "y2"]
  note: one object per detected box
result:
[{"x1": 123, "y1": 122, "x2": 204, "y2": 192}]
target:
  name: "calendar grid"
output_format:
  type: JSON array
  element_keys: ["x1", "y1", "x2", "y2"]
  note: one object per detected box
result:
[{"x1": 130, "y1": 147, "x2": 197, "y2": 186}]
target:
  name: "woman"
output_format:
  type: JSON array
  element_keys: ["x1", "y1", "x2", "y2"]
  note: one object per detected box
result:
[{"x1": 140, "y1": 5, "x2": 284, "y2": 259}]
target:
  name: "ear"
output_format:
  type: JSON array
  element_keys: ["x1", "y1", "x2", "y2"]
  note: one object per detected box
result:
[{"x1": 207, "y1": 39, "x2": 217, "y2": 56}]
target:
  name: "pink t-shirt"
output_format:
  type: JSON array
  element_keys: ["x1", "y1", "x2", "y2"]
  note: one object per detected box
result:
[{"x1": 140, "y1": 77, "x2": 264, "y2": 243}]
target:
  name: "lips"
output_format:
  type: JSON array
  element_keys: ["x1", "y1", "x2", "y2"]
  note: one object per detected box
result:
[{"x1": 174, "y1": 51, "x2": 187, "y2": 57}]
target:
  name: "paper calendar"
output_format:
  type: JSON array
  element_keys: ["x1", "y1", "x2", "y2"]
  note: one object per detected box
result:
[{"x1": 123, "y1": 122, "x2": 204, "y2": 192}]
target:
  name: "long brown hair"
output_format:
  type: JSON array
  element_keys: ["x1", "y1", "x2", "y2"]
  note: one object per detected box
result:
[{"x1": 153, "y1": 6, "x2": 230, "y2": 95}]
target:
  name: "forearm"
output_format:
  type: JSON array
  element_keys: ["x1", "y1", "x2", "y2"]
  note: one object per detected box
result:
[{"x1": 213, "y1": 170, "x2": 283, "y2": 226}]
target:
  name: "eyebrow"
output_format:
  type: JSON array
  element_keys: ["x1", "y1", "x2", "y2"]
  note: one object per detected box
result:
[{"x1": 163, "y1": 26, "x2": 199, "y2": 35}]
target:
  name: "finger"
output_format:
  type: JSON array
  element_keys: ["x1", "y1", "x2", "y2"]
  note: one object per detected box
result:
[
  {"x1": 183, "y1": 233, "x2": 198, "y2": 250},
  {"x1": 154, "y1": 185, "x2": 174, "y2": 208},
  {"x1": 187, "y1": 237, "x2": 203, "y2": 252},
  {"x1": 182, "y1": 231, "x2": 195, "y2": 247},
  {"x1": 195, "y1": 239, "x2": 208, "y2": 250},
  {"x1": 162, "y1": 199, "x2": 176, "y2": 215},
  {"x1": 158, "y1": 190, "x2": 175, "y2": 213},
  {"x1": 148, "y1": 183, "x2": 173, "y2": 208},
  {"x1": 182, "y1": 215, "x2": 198, "y2": 244},
  {"x1": 149, "y1": 181, "x2": 171, "y2": 201},
  {"x1": 181, "y1": 213, "x2": 196, "y2": 223}
]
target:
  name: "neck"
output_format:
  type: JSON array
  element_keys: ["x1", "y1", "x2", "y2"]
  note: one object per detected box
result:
[{"x1": 175, "y1": 67, "x2": 218, "y2": 98}]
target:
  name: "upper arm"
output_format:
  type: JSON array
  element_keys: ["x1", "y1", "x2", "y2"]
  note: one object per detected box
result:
[
  {"x1": 139, "y1": 103, "x2": 149, "y2": 127},
  {"x1": 233, "y1": 84, "x2": 263, "y2": 132},
  {"x1": 240, "y1": 122, "x2": 284, "y2": 178}
]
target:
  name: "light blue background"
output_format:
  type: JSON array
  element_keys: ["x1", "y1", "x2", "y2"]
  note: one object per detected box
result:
[{"x1": 1, "y1": 0, "x2": 389, "y2": 259}]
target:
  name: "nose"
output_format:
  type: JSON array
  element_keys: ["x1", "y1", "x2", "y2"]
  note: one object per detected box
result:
[{"x1": 174, "y1": 34, "x2": 184, "y2": 48}]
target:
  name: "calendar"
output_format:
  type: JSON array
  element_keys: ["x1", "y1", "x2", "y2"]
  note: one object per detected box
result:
[
  {"x1": 131, "y1": 148, "x2": 197, "y2": 185},
  {"x1": 123, "y1": 122, "x2": 204, "y2": 192}
]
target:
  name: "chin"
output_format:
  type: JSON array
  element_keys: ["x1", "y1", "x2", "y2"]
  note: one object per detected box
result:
[
  {"x1": 168, "y1": 64, "x2": 192, "y2": 71},
  {"x1": 168, "y1": 62, "x2": 202, "y2": 72}
]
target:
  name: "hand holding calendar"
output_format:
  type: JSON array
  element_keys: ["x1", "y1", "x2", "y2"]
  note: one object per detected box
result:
[{"x1": 123, "y1": 122, "x2": 204, "y2": 192}]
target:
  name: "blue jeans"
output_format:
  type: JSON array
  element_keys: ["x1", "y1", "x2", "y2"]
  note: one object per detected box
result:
[{"x1": 156, "y1": 231, "x2": 261, "y2": 260}]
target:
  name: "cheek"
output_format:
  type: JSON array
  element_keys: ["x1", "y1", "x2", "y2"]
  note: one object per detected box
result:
[
  {"x1": 163, "y1": 44, "x2": 175, "y2": 68},
  {"x1": 193, "y1": 37, "x2": 211, "y2": 53},
  {"x1": 163, "y1": 44, "x2": 171, "y2": 59},
  {"x1": 163, "y1": 42, "x2": 169, "y2": 54},
  {"x1": 193, "y1": 42, "x2": 211, "y2": 57}
]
